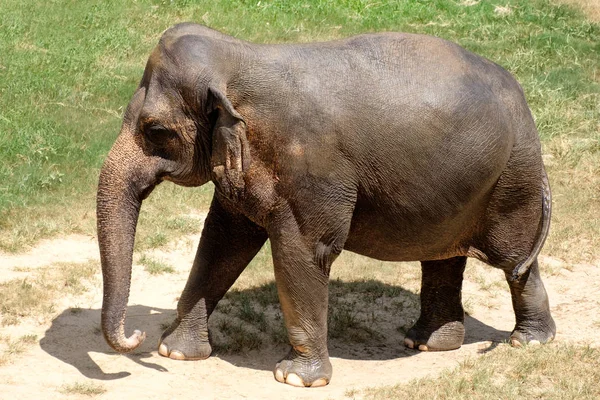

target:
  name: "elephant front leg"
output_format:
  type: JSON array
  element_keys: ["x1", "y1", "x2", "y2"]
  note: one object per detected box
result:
[
  {"x1": 158, "y1": 195, "x2": 267, "y2": 360},
  {"x1": 269, "y1": 210, "x2": 350, "y2": 387},
  {"x1": 271, "y1": 238, "x2": 332, "y2": 387},
  {"x1": 405, "y1": 257, "x2": 466, "y2": 351}
]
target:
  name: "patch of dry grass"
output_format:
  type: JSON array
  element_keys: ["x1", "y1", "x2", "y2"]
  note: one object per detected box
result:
[
  {"x1": 0, "y1": 335, "x2": 38, "y2": 366},
  {"x1": 0, "y1": 279, "x2": 55, "y2": 326},
  {"x1": 362, "y1": 343, "x2": 600, "y2": 399},
  {"x1": 60, "y1": 381, "x2": 106, "y2": 397},
  {"x1": 0, "y1": 261, "x2": 97, "y2": 326},
  {"x1": 556, "y1": 0, "x2": 600, "y2": 21},
  {"x1": 543, "y1": 141, "x2": 600, "y2": 263}
]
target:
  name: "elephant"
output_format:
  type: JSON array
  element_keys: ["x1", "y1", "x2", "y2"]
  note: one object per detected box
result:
[{"x1": 97, "y1": 23, "x2": 556, "y2": 387}]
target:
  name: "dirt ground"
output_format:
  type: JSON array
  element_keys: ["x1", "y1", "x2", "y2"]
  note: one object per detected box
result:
[
  {"x1": 0, "y1": 228, "x2": 598, "y2": 400},
  {"x1": 557, "y1": 0, "x2": 600, "y2": 21}
]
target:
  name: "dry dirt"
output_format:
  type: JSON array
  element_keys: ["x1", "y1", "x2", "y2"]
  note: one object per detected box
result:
[
  {"x1": 0, "y1": 227, "x2": 598, "y2": 400},
  {"x1": 557, "y1": 0, "x2": 600, "y2": 21}
]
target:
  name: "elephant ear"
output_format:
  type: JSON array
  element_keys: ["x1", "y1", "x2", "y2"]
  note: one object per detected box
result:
[{"x1": 207, "y1": 88, "x2": 251, "y2": 201}]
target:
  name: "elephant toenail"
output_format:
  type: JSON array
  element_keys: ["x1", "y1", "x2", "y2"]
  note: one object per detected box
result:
[
  {"x1": 311, "y1": 378, "x2": 328, "y2": 387},
  {"x1": 158, "y1": 343, "x2": 169, "y2": 357},
  {"x1": 286, "y1": 373, "x2": 305, "y2": 387},
  {"x1": 274, "y1": 369, "x2": 285, "y2": 383},
  {"x1": 169, "y1": 350, "x2": 186, "y2": 360}
]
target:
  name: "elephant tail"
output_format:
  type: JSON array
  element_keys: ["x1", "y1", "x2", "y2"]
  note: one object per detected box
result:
[{"x1": 510, "y1": 169, "x2": 552, "y2": 281}]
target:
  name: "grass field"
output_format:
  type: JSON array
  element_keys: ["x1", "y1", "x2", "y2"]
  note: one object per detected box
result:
[
  {"x1": 1, "y1": 0, "x2": 598, "y2": 257},
  {"x1": 0, "y1": 0, "x2": 599, "y2": 398}
]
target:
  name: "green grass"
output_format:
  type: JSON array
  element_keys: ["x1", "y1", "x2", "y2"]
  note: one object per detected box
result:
[
  {"x1": 213, "y1": 319, "x2": 264, "y2": 353},
  {"x1": 362, "y1": 343, "x2": 600, "y2": 399},
  {"x1": 0, "y1": 0, "x2": 598, "y2": 261},
  {"x1": 236, "y1": 295, "x2": 268, "y2": 332},
  {"x1": 138, "y1": 254, "x2": 175, "y2": 274}
]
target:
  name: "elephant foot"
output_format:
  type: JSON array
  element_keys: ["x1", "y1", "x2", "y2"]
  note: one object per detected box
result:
[
  {"x1": 404, "y1": 321, "x2": 465, "y2": 351},
  {"x1": 510, "y1": 317, "x2": 556, "y2": 347},
  {"x1": 273, "y1": 347, "x2": 332, "y2": 387},
  {"x1": 158, "y1": 318, "x2": 212, "y2": 360}
]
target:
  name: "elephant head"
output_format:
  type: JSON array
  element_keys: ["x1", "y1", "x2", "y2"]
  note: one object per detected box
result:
[{"x1": 96, "y1": 25, "x2": 249, "y2": 353}]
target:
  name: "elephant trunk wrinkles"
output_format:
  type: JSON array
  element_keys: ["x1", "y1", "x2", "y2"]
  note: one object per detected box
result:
[{"x1": 97, "y1": 133, "x2": 162, "y2": 353}]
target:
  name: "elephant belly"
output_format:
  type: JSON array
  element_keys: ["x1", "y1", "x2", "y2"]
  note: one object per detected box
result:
[
  {"x1": 343, "y1": 193, "x2": 485, "y2": 262},
  {"x1": 341, "y1": 124, "x2": 510, "y2": 261}
]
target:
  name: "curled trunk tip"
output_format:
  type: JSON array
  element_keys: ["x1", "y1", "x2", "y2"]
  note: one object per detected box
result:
[{"x1": 102, "y1": 324, "x2": 146, "y2": 353}]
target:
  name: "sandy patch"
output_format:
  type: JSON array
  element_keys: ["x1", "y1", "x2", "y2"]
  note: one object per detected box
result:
[
  {"x1": 556, "y1": 0, "x2": 600, "y2": 21},
  {"x1": 0, "y1": 234, "x2": 598, "y2": 399}
]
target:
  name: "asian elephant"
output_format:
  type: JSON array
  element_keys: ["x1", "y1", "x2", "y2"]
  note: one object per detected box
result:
[{"x1": 97, "y1": 23, "x2": 555, "y2": 387}]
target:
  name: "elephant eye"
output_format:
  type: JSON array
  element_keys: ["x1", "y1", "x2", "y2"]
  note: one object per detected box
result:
[{"x1": 144, "y1": 124, "x2": 177, "y2": 147}]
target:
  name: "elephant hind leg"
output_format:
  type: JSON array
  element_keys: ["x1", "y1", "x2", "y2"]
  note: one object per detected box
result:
[
  {"x1": 504, "y1": 259, "x2": 555, "y2": 346},
  {"x1": 405, "y1": 256, "x2": 466, "y2": 352},
  {"x1": 470, "y1": 226, "x2": 556, "y2": 347},
  {"x1": 468, "y1": 141, "x2": 555, "y2": 345}
]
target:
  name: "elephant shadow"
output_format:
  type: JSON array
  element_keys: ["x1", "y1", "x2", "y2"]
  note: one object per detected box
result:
[
  {"x1": 39, "y1": 305, "x2": 174, "y2": 380},
  {"x1": 40, "y1": 280, "x2": 510, "y2": 378},
  {"x1": 213, "y1": 280, "x2": 510, "y2": 370}
]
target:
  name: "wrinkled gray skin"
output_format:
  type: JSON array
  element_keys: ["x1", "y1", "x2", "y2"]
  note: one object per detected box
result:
[{"x1": 97, "y1": 23, "x2": 556, "y2": 387}]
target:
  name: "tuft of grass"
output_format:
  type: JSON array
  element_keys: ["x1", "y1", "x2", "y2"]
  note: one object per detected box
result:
[
  {"x1": 0, "y1": 279, "x2": 53, "y2": 326},
  {"x1": 138, "y1": 254, "x2": 175, "y2": 275},
  {"x1": 57, "y1": 262, "x2": 97, "y2": 294},
  {"x1": 269, "y1": 322, "x2": 289, "y2": 345},
  {"x1": 237, "y1": 296, "x2": 268, "y2": 333},
  {"x1": 18, "y1": 334, "x2": 37, "y2": 345},
  {"x1": 60, "y1": 381, "x2": 106, "y2": 397},
  {"x1": 0, "y1": 261, "x2": 97, "y2": 325},
  {"x1": 328, "y1": 302, "x2": 380, "y2": 343},
  {"x1": 0, "y1": 334, "x2": 39, "y2": 366},
  {"x1": 217, "y1": 284, "x2": 283, "y2": 349},
  {"x1": 226, "y1": 283, "x2": 279, "y2": 306},
  {"x1": 462, "y1": 296, "x2": 475, "y2": 316},
  {"x1": 362, "y1": 343, "x2": 600, "y2": 399},
  {"x1": 6, "y1": 335, "x2": 38, "y2": 356},
  {"x1": 213, "y1": 320, "x2": 263, "y2": 353},
  {"x1": 141, "y1": 232, "x2": 168, "y2": 249},
  {"x1": 164, "y1": 215, "x2": 203, "y2": 235},
  {"x1": 328, "y1": 277, "x2": 419, "y2": 344}
]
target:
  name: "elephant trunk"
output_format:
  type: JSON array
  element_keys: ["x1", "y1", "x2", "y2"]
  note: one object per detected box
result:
[{"x1": 96, "y1": 132, "x2": 162, "y2": 353}]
